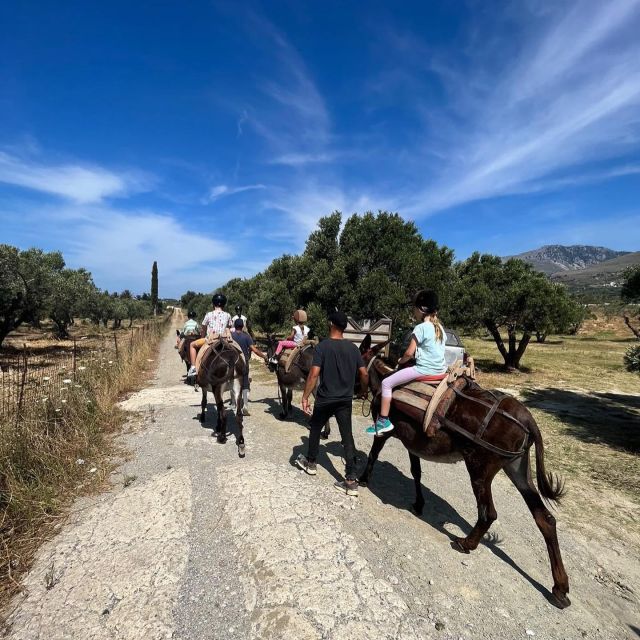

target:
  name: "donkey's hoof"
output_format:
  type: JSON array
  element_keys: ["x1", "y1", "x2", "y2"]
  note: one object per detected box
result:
[
  {"x1": 216, "y1": 434, "x2": 227, "y2": 444},
  {"x1": 411, "y1": 503, "x2": 424, "y2": 516},
  {"x1": 278, "y1": 412, "x2": 287, "y2": 420},
  {"x1": 549, "y1": 589, "x2": 571, "y2": 609},
  {"x1": 451, "y1": 538, "x2": 471, "y2": 554},
  {"x1": 238, "y1": 444, "x2": 246, "y2": 458}
]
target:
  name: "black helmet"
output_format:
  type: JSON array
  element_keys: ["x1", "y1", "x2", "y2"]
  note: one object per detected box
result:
[
  {"x1": 235, "y1": 304, "x2": 242, "y2": 314},
  {"x1": 211, "y1": 293, "x2": 227, "y2": 308},
  {"x1": 187, "y1": 310, "x2": 197, "y2": 319},
  {"x1": 414, "y1": 290, "x2": 439, "y2": 314}
]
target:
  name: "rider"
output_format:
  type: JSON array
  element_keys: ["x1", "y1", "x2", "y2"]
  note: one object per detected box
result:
[
  {"x1": 268, "y1": 309, "x2": 310, "y2": 365},
  {"x1": 231, "y1": 305, "x2": 248, "y2": 333},
  {"x1": 175, "y1": 310, "x2": 199, "y2": 348},
  {"x1": 187, "y1": 293, "x2": 232, "y2": 377},
  {"x1": 365, "y1": 289, "x2": 447, "y2": 436},
  {"x1": 230, "y1": 318, "x2": 268, "y2": 415},
  {"x1": 296, "y1": 311, "x2": 369, "y2": 496}
]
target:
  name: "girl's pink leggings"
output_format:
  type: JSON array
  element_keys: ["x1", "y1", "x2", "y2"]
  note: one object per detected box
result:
[
  {"x1": 381, "y1": 366, "x2": 423, "y2": 398},
  {"x1": 275, "y1": 340, "x2": 297, "y2": 355}
]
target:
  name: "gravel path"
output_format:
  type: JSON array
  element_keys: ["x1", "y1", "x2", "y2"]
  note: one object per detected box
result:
[{"x1": 4, "y1": 324, "x2": 639, "y2": 639}]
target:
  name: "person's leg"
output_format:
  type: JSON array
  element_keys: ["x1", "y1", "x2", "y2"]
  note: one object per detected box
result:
[
  {"x1": 241, "y1": 368, "x2": 250, "y2": 415},
  {"x1": 334, "y1": 401, "x2": 357, "y2": 479},
  {"x1": 366, "y1": 367, "x2": 421, "y2": 435},
  {"x1": 275, "y1": 340, "x2": 296, "y2": 356},
  {"x1": 296, "y1": 402, "x2": 332, "y2": 474}
]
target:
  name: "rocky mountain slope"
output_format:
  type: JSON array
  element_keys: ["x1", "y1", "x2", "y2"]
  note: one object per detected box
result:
[{"x1": 507, "y1": 245, "x2": 629, "y2": 275}]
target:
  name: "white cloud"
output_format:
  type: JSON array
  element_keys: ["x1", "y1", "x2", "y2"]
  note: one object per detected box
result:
[
  {"x1": 0, "y1": 151, "x2": 151, "y2": 204},
  {"x1": 403, "y1": 0, "x2": 640, "y2": 216},
  {"x1": 203, "y1": 183, "x2": 266, "y2": 203},
  {"x1": 269, "y1": 152, "x2": 337, "y2": 166}
]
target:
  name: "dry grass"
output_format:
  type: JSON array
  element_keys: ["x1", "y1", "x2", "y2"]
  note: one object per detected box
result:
[
  {"x1": 462, "y1": 314, "x2": 640, "y2": 540},
  {"x1": 0, "y1": 314, "x2": 171, "y2": 609}
]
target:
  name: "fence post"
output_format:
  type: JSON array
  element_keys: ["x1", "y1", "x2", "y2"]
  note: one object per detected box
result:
[
  {"x1": 113, "y1": 333, "x2": 119, "y2": 360},
  {"x1": 72, "y1": 338, "x2": 77, "y2": 375},
  {"x1": 15, "y1": 347, "x2": 28, "y2": 431}
]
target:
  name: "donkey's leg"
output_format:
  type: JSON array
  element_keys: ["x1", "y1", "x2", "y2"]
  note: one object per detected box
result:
[
  {"x1": 452, "y1": 455, "x2": 501, "y2": 554},
  {"x1": 234, "y1": 377, "x2": 245, "y2": 458},
  {"x1": 286, "y1": 388, "x2": 293, "y2": 415},
  {"x1": 277, "y1": 380, "x2": 288, "y2": 419},
  {"x1": 200, "y1": 389, "x2": 207, "y2": 423},
  {"x1": 358, "y1": 431, "x2": 393, "y2": 486},
  {"x1": 408, "y1": 453, "x2": 425, "y2": 515},
  {"x1": 503, "y1": 453, "x2": 571, "y2": 609},
  {"x1": 214, "y1": 386, "x2": 227, "y2": 443}
]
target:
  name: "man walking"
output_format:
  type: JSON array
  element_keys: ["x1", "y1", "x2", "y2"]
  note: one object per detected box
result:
[
  {"x1": 230, "y1": 318, "x2": 268, "y2": 415},
  {"x1": 296, "y1": 311, "x2": 368, "y2": 496}
]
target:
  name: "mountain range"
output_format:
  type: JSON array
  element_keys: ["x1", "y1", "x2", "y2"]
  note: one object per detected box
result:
[{"x1": 505, "y1": 245, "x2": 640, "y2": 299}]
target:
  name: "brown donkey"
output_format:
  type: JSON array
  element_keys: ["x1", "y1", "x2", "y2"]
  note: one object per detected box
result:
[
  {"x1": 196, "y1": 341, "x2": 247, "y2": 457},
  {"x1": 358, "y1": 335, "x2": 570, "y2": 609}
]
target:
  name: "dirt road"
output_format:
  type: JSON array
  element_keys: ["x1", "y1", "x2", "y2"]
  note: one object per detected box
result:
[{"x1": 4, "y1": 325, "x2": 639, "y2": 639}]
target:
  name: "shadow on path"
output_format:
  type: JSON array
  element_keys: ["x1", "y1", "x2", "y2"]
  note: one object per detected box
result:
[
  {"x1": 362, "y1": 457, "x2": 553, "y2": 603},
  {"x1": 522, "y1": 387, "x2": 640, "y2": 453}
]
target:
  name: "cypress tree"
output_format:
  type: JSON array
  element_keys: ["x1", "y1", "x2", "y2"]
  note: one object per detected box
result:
[{"x1": 151, "y1": 261, "x2": 158, "y2": 315}]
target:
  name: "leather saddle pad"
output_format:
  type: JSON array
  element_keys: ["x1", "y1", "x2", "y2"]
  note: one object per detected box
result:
[
  {"x1": 196, "y1": 335, "x2": 245, "y2": 374},
  {"x1": 283, "y1": 343, "x2": 314, "y2": 373},
  {"x1": 391, "y1": 360, "x2": 475, "y2": 435}
]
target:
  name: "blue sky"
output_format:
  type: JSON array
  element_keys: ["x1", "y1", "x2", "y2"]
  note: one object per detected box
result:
[{"x1": 1, "y1": 0, "x2": 639, "y2": 297}]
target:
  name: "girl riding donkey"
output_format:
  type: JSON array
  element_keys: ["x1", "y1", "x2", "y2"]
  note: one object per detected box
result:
[
  {"x1": 268, "y1": 309, "x2": 310, "y2": 365},
  {"x1": 366, "y1": 289, "x2": 447, "y2": 436},
  {"x1": 187, "y1": 293, "x2": 232, "y2": 378}
]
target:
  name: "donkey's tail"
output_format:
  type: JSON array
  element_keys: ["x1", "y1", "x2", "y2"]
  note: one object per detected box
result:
[{"x1": 529, "y1": 416, "x2": 566, "y2": 504}]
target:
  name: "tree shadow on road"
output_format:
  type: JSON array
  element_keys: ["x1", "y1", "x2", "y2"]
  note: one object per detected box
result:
[
  {"x1": 362, "y1": 458, "x2": 552, "y2": 603},
  {"x1": 522, "y1": 387, "x2": 640, "y2": 453}
]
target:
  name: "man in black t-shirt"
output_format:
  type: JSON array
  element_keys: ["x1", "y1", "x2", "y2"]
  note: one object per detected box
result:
[{"x1": 296, "y1": 311, "x2": 368, "y2": 496}]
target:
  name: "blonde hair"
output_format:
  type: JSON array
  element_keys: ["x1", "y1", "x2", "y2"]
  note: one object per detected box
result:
[{"x1": 421, "y1": 311, "x2": 444, "y2": 343}]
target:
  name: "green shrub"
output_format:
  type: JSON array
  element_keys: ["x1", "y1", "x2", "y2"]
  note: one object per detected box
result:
[{"x1": 623, "y1": 344, "x2": 640, "y2": 374}]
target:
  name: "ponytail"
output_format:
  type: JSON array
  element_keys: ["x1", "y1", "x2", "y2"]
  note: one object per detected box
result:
[{"x1": 422, "y1": 312, "x2": 444, "y2": 342}]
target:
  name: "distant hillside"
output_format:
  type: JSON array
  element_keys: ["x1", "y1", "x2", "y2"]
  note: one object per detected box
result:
[
  {"x1": 507, "y1": 245, "x2": 629, "y2": 275},
  {"x1": 550, "y1": 251, "x2": 640, "y2": 296}
]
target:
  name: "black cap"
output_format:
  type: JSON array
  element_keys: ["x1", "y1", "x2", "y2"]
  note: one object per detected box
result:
[
  {"x1": 234, "y1": 318, "x2": 244, "y2": 329},
  {"x1": 328, "y1": 310, "x2": 348, "y2": 331}
]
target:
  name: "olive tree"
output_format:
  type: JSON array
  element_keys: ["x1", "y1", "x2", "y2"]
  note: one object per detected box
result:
[{"x1": 451, "y1": 254, "x2": 584, "y2": 370}]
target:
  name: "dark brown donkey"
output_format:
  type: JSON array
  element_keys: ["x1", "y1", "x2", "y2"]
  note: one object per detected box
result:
[
  {"x1": 196, "y1": 340, "x2": 247, "y2": 457},
  {"x1": 176, "y1": 331, "x2": 198, "y2": 374},
  {"x1": 266, "y1": 335, "x2": 330, "y2": 439},
  {"x1": 358, "y1": 335, "x2": 570, "y2": 609}
]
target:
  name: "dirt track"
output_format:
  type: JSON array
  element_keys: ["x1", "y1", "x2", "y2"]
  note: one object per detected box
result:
[{"x1": 3, "y1": 323, "x2": 639, "y2": 639}]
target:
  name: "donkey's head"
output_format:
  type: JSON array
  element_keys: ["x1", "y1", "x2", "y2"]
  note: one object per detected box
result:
[{"x1": 358, "y1": 333, "x2": 389, "y2": 363}]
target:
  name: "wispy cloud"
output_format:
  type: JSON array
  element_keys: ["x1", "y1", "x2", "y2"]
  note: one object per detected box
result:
[
  {"x1": 1, "y1": 199, "x2": 235, "y2": 296},
  {"x1": 203, "y1": 183, "x2": 266, "y2": 203},
  {"x1": 402, "y1": 0, "x2": 640, "y2": 216},
  {"x1": 0, "y1": 150, "x2": 151, "y2": 204}
]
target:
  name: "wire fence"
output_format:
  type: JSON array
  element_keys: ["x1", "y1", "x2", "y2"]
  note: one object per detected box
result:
[{"x1": 0, "y1": 315, "x2": 171, "y2": 422}]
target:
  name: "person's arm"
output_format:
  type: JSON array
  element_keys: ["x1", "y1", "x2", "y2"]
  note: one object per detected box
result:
[
  {"x1": 357, "y1": 366, "x2": 369, "y2": 399},
  {"x1": 397, "y1": 335, "x2": 418, "y2": 365},
  {"x1": 287, "y1": 327, "x2": 295, "y2": 341},
  {"x1": 302, "y1": 366, "x2": 320, "y2": 415},
  {"x1": 250, "y1": 344, "x2": 267, "y2": 360}
]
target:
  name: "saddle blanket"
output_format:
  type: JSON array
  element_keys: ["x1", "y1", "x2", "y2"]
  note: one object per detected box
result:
[
  {"x1": 391, "y1": 358, "x2": 475, "y2": 435},
  {"x1": 196, "y1": 334, "x2": 245, "y2": 374},
  {"x1": 280, "y1": 339, "x2": 318, "y2": 373}
]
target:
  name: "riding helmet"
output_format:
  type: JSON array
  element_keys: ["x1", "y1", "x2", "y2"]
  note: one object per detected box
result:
[
  {"x1": 211, "y1": 293, "x2": 227, "y2": 308},
  {"x1": 187, "y1": 310, "x2": 197, "y2": 319},
  {"x1": 235, "y1": 304, "x2": 242, "y2": 314},
  {"x1": 414, "y1": 290, "x2": 439, "y2": 314},
  {"x1": 293, "y1": 309, "x2": 307, "y2": 323}
]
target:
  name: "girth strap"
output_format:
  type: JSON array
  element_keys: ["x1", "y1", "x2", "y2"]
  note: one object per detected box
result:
[{"x1": 438, "y1": 416, "x2": 526, "y2": 458}]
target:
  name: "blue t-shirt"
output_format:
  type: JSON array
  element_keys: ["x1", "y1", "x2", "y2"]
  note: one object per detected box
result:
[
  {"x1": 412, "y1": 321, "x2": 447, "y2": 375},
  {"x1": 231, "y1": 331, "x2": 253, "y2": 363}
]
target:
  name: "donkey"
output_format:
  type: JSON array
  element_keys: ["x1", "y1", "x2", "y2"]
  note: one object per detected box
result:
[
  {"x1": 358, "y1": 335, "x2": 570, "y2": 609},
  {"x1": 176, "y1": 331, "x2": 198, "y2": 374},
  {"x1": 196, "y1": 340, "x2": 247, "y2": 457},
  {"x1": 265, "y1": 335, "x2": 330, "y2": 439}
]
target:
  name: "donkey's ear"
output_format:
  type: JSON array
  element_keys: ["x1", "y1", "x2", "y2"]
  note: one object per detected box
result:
[
  {"x1": 359, "y1": 333, "x2": 372, "y2": 353},
  {"x1": 371, "y1": 339, "x2": 389, "y2": 355}
]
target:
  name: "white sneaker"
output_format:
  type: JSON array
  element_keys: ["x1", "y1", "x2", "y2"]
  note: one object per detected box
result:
[{"x1": 187, "y1": 366, "x2": 196, "y2": 376}]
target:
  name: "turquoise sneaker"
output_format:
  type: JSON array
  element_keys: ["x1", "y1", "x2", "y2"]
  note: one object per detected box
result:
[{"x1": 365, "y1": 417, "x2": 394, "y2": 436}]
